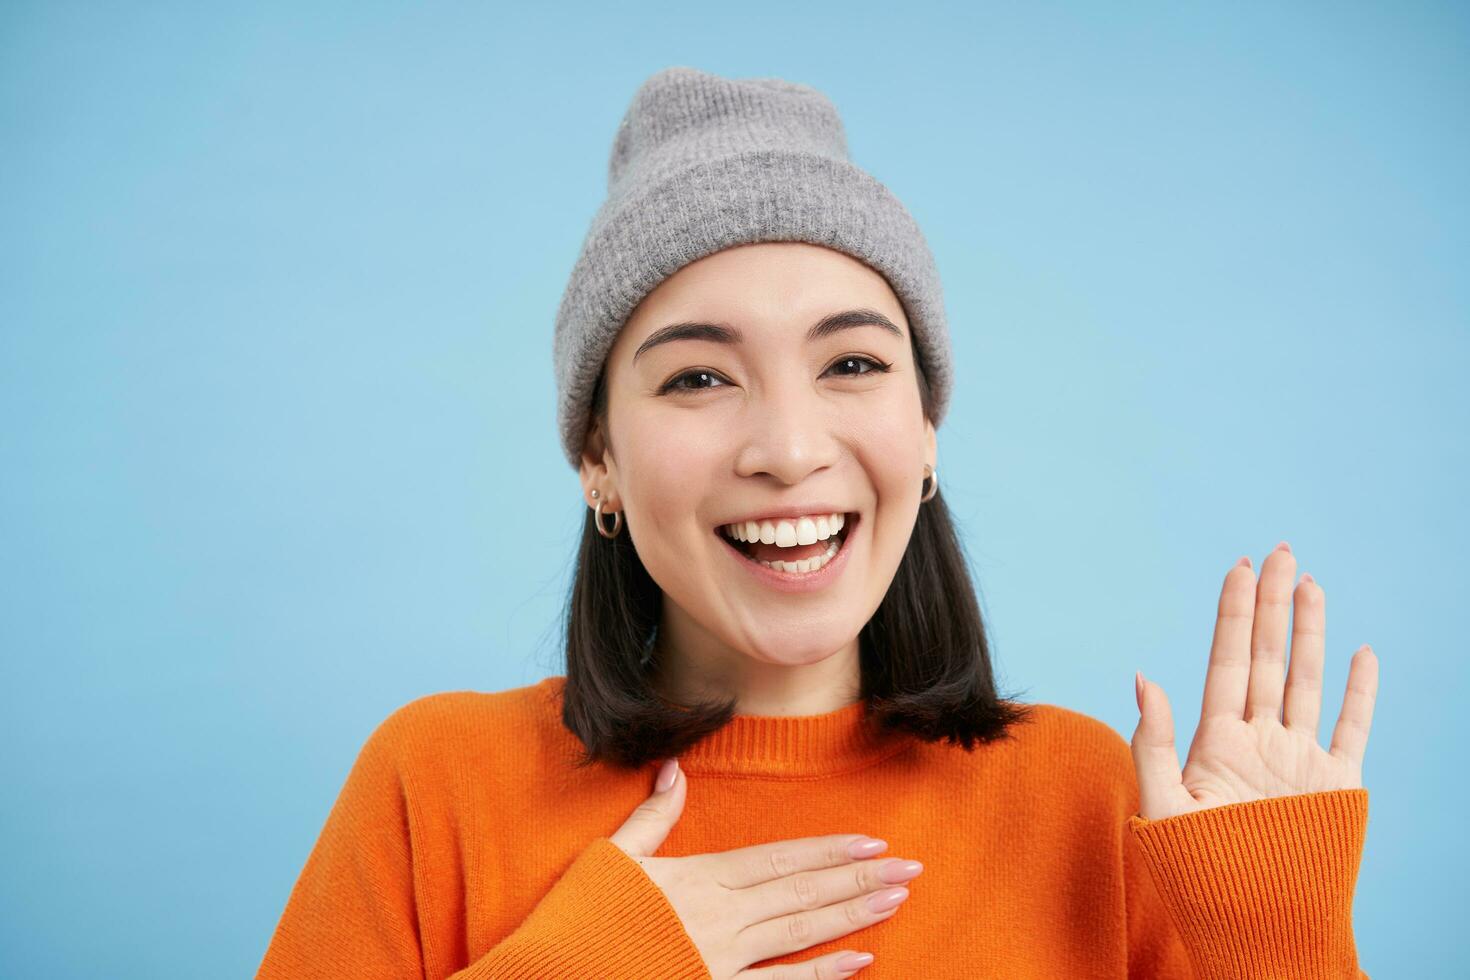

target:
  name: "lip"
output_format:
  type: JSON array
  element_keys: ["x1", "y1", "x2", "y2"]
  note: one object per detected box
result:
[
  {"x1": 714, "y1": 504, "x2": 854, "y2": 529},
  {"x1": 715, "y1": 512, "x2": 859, "y2": 594}
]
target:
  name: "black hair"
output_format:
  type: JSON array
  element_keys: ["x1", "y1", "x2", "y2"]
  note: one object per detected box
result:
[{"x1": 558, "y1": 325, "x2": 1033, "y2": 769}]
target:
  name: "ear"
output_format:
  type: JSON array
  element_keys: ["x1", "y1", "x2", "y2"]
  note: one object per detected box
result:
[
  {"x1": 578, "y1": 420, "x2": 615, "y2": 507},
  {"x1": 924, "y1": 417, "x2": 937, "y2": 473}
]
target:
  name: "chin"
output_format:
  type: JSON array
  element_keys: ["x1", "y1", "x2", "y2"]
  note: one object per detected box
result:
[{"x1": 742, "y1": 629, "x2": 857, "y2": 666}]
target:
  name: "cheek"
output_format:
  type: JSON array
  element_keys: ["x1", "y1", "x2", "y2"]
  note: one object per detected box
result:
[
  {"x1": 848, "y1": 412, "x2": 926, "y2": 556},
  {"x1": 850, "y1": 407, "x2": 924, "y2": 486},
  {"x1": 619, "y1": 417, "x2": 723, "y2": 540}
]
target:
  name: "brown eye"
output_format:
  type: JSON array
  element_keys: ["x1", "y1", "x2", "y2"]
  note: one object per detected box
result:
[
  {"x1": 661, "y1": 370, "x2": 728, "y2": 395},
  {"x1": 827, "y1": 355, "x2": 891, "y2": 377}
]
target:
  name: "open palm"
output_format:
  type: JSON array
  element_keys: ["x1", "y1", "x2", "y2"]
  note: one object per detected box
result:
[{"x1": 1131, "y1": 542, "x2": 1379, "y2": 821}]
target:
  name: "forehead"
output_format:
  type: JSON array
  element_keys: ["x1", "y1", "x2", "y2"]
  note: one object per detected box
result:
[{"x1": 615, "y1": 242, "x2": 908, "y2": 354}]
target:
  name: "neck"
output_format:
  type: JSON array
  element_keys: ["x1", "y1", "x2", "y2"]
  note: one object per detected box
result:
[{"x1": 647, "y1": 618, "x2": 864, "y2": 717}]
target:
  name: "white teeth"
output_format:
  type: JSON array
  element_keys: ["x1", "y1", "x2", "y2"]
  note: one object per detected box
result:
[
  {"x1": 746, "y1": 536, "x2": 840, "y2": 573},
  {"x1": 721, "y1": 511, "x2": 848, "y2": 544}
]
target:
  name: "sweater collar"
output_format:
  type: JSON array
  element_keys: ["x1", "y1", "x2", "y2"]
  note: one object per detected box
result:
[
  {"x1": 545, "y1": 676, "x2": 913, "y2": 778},
  {"x1": 676, "y1": 695, "x2": 913, "y2": 777}
]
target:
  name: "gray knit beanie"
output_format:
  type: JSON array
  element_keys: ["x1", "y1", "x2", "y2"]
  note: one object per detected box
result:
[{"x1": 552, "y1": 65, "x2": 953, "y2": 471}]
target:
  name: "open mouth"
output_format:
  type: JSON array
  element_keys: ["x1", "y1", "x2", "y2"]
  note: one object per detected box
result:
[{"x1": 715, "y1": 512, "x2": 858, "y2": 574}]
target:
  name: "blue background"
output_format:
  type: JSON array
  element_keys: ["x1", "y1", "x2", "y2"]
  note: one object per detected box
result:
[{"x1": 3, "y1": 2, "x2": 1464, "y2": 976}]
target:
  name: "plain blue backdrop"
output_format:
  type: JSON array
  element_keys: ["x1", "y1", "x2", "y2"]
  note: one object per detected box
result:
[{"x1": 3, "y1": 1, "x2": 1465, "y2": 976}]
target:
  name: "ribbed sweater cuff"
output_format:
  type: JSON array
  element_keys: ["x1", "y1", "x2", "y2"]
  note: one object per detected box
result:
[
  {"x1": 454, "y1": 837, "x2": 710, "y2": 980},
  {"x1": 1126, "y1": 788, "x2": 1368, "y2": 980}
]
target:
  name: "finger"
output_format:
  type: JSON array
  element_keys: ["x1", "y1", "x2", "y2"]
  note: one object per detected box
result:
[
  {"x1": 1329, "y1": 645, "x2": 1379, "y2": 769},
  {"x1": 713, "y1": 834, "x2": 888, "y2": 890},
  {"x1": 736, "y1": 883, "x2": 909, "y2": 966},
  {"x1": 732, "y1": 854, "x2": 922, "y2": 924},
  {"x1": 1282, "y1": 573, "x2": 1326, "y2": 738},
  {"x1": 1131, "y1": 673, "x2": 1184, "y2": 820},
  {"x1": 740, "y1": 948, "x2": 876, "y2": 979},
  {"x1": 1245, "y1": 542, "x2": 1297, "y2": 723},
  {"x1": 1200, "y1": 557, "x2": 1257, "y2": 722},
  {"x1": 608, "y1": 757, "x2": 686, "y2": 859}
]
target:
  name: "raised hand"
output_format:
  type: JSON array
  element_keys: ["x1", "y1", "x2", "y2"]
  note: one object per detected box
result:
[
  {"x1": 608, "y1": 757, "x2": 918, "y2": 978},
  {"x1": 1130, "y1": 541, "x2": 1379, "y2": 821}
]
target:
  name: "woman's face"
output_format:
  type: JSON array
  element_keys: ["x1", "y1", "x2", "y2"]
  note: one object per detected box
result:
[{"x1": 580, "y1": 241, "x2": 936, "y2": 696}]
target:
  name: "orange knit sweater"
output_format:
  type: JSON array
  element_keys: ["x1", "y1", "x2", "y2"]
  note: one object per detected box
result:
[{"x1": 257, "y1": 676, "x2": 1370, "y2": 978}]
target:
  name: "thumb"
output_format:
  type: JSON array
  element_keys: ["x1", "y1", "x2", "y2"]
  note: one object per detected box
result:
[
  {"x1": 608, "y1": 757, "x2": 686, "y2": 858},
  {"x1": 1130, "y1": 672, "x2": 1184, "y2": 820}
]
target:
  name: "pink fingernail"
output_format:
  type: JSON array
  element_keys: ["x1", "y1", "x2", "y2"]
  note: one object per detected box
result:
[
  {"x1": 836, "y1": 952, "x2": 875, "y2": 972},
  {"x1": 878, "y1": 859, "x2": 924, "y2": 883},
  {"x1": 848, "y1": 837, "x2": 888, "y2": 859},
  {"x1": 1277, "y1": 540, "x2": 1291, "y2": 553},
  {"x1": 867, "y1": 887, "x2": 909, "y2": 913},
  {"x1": 1236, "y1": 556, "x2": 1252, "y2": 569},
  {"x1": 1301, "y1": 573, "x2": 1315, "y2": 585},
  {"x1": 1135, "y1": 671, "x2": 1144, "y2": 712},
  {"x1": 655, "y1": 758, "x2": 678, "y2": 793}
]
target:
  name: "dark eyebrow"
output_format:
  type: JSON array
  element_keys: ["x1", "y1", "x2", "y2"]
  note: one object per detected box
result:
[{"x1": 631, "y1": 308, "x2": 904, "y2": 364}]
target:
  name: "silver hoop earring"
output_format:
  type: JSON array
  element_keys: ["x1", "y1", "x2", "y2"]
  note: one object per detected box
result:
[
  {"x1": 921, "y1": 464, "x2": 938, "y2": 503},
  {"x1": 594, "y1": 499, "x2": 623, "y2": 538}
]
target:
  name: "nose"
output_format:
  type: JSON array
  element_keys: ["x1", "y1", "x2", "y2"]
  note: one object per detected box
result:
[{"x1": 731, "y1": 380, "x2": 842, "y2": 484}]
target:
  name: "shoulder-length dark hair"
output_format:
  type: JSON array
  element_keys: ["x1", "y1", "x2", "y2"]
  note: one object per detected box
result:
[{"x1": 559, "y1": 331, "x2": 1034, "y2": 770}]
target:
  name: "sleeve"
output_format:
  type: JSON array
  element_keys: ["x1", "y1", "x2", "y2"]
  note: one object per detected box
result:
[
  {"x1": 1123, "y1": 787, "x2": 1371, "y2": 980},
  {"x1": 255, "y1": 713, "x2": 711, "y2": 980}
]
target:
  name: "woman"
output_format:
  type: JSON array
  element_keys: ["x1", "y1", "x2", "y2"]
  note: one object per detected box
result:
[{"x1": 257, "y1": 66, "x2": 1378, "y2": 979}]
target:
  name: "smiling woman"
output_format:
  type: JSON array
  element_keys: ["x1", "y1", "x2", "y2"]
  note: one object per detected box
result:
[
  {"x1": 258, "y1": 66, "x2": 1375, "y2": 980},
  {"x1": 563, "y1": 240, "x2": 1023, "y2": 765}
]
